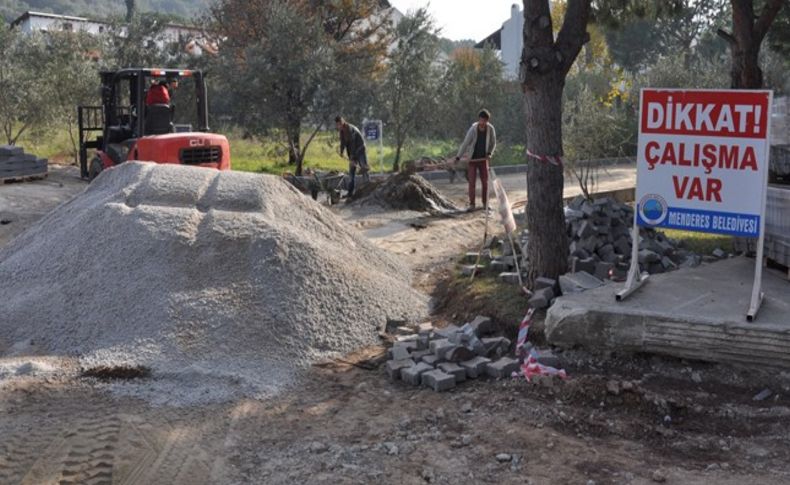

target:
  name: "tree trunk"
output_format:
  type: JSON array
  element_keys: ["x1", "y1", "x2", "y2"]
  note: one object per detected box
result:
[
  {"x1": 286, "y1": 125, "x2": 303, "y2": 175},
  {"x1": 393, "y1": 127, "x2": 405, "y2": 172},
  {"x1": 718, "y1": 0, "x2": 786, "y2": 89},
  {"x1": 521, "y1": 0, "x2": 591, "y2": 288},
  {"x1": 125, "y1": 0, "x2": 136, "y2": 22},
  {"x1": 524, "y1": 78, "x2": 568, "y2": 285}
]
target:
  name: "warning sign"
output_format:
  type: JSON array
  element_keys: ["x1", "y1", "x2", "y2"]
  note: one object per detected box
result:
[{"x1": 636, "y1": 89, "x2": 773, "y2": 238}]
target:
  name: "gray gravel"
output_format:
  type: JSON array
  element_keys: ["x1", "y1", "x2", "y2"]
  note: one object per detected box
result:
[{"x1": 0, "y1": 162, "x2": 427, "y2": 404}]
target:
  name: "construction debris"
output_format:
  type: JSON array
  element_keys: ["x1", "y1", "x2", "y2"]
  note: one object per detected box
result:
[
  {"x1": 351, "y1": 172, "x2": 461, "y2": 215},
  {"x1": 0, "y1": 145, "x2": 47, "y2": 182},
  {"x1": 0, "y1": 162, "x2": 427, "y2": 405}
]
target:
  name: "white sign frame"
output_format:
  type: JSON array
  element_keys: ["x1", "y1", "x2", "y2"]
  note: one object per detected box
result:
[{"x1": 618, "y1": 88, "x2": 774, "y2": 322}]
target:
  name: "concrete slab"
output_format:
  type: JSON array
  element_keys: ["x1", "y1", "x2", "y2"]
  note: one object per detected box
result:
[{"x1": 546, "y1": 257, "x2": 790, "y2": 368}]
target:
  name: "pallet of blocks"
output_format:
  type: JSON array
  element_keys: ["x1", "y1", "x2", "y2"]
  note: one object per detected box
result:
[{"x1": 0, "y1": 145, "x2": 48, "y2": 182}]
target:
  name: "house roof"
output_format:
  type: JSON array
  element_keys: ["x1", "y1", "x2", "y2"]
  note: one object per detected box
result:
[
  {"x1": 475, "y1": 28, "x2": 502, "y2": 50},
  {"x1": 10, "y1": 10, "x2": 93, "y2": 27}
]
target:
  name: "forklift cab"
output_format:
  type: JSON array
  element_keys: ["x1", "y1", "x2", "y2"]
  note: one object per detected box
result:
[{"x1": 79, "y1": 68, "x2": 224, "y2": 179}]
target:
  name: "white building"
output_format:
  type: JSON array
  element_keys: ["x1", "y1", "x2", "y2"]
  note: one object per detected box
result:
[
  {"x1": 476, "y1": 4, "x2": 524, "y2": 79},
  {"x1": 9, "y1": 11, "x2": 212, "y2": 56}
]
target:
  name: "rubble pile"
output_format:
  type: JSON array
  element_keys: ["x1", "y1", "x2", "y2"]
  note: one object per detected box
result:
[
  {"x1": 385, "y1": 317, "x2": 519, "y2": 392},
  {"x1": 459, "y1": 196, "x2": 702, "y2": 309},
  {"x1": 0, "y1": 145, "x2": 47, "y2": 181},
  {"x1": 352, "y1": 172, "x2": 460, "y2": 215}
]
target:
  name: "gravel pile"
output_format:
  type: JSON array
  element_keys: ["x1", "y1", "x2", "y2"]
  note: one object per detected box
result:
[
  {"x1": 351, "y1": 172, "x2": 460, "y2": 214},
  {"x1": 0, "y1": 162, "x2": 427, "y2": 404}
]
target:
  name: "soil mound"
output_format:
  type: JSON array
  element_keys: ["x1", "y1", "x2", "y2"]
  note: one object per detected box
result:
[
  {"x1": 352, "y1": 172, "x2": 460, "y2": 214},
  {"x1": 0, "y1": 162, "x2": 427, "y2": 404}
]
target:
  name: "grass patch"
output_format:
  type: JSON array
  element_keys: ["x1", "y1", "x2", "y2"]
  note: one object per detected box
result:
[
  {"x1": 432, "y1": 267, "x2": 527, "y2": 334},
  {"x1": 11, "y1": 123, "x2": 527, "y2": 173},
  {"x1": 661, "y1": 229, "x2": 733, "y2": 255}
]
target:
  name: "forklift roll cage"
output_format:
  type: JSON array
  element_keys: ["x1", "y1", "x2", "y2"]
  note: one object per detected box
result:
[{"x1": 78, "y1": 68, "x2": 211, "y2": 179}]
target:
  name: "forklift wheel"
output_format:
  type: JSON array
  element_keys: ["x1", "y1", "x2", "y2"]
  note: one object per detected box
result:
[{"x1": 89, "y1": 157, "x2": 103, "y2": 181}]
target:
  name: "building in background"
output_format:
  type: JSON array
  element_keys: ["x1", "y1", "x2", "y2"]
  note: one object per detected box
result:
[
  {"x1": 475, "y1": 4, "x2": 524, "y2": 79},
  {"x1": 9, "y1": 11, "x2": 212, "y2": 56}
]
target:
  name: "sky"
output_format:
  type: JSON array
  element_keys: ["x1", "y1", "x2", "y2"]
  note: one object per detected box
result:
[{"x1": 390, "y1": 0, "x2": 519, "y2": 41}]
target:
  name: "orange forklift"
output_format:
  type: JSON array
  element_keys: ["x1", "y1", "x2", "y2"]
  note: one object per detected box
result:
[{"x1": 78, "y1": 68, "x2": 230, "y2": 180}]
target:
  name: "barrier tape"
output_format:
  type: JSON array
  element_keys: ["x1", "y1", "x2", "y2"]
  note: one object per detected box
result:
[
  {"x1": 515, "y1": 308, "x2": 534, "y2": 358},
  {"x1": 512, "y1": 307, "x2": 569, "y2": 381},
  {"x1": 526, "y1": 149, "x2": 563, "y2": 168}
]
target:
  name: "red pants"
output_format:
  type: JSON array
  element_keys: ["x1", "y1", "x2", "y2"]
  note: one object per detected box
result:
[{"x1": 467, "y1": 159, "x2": 489, "y2": 207}]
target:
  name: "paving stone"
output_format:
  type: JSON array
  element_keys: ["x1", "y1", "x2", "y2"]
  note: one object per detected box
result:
[
  {"x1": 594, "y1": 261, "x2": 614, "y2": 280},
  {"x1": 417, "y1": 322, "x2": 434, "y2": 335},
  {"x1": 498, "y1": 272, "x2": 520, "y2": 285},
  {"x1": 460, "y1": 264, "x2": 484, "y2": 276},
  {"x1": 486, "y1": 357, "x2": 520, "y2": 378},
  {"x1": 460, "y1": 356, "x2": 491, "y2": 378},
  {"x1": 613, "y1": 237, "x2": 631, "y2": 256},
  {"x1": 421, "y1": 369, "x2": 456, "y2": 392},
  {"x1": 660, "y1": 256, "x2": 678, "y2": 270},
  {"x1": 386, "y1": 359, "x2": 414, "y2": 380},
  {"x1": 534, "y1": 277, "x2": 556, "y2": 290},
  {"x1": 401, "y1": 362, "x2": 433, "y2": 386},
  {"x1": 532, "y1": 349, "x2": 561, "y2": 368},
  {"x1": 528, "y1": 287, "x2": 554, "y2": 309},
  {"x1": 444, "y1": 345, "x2": 477, "y2": 363},
  {"x1": 438, "y1": 362, "x2": 467, "y2": 383},
  {"x1": 575, "y1": 257, "x2": 597, "y2": 274},
  {"x1": 482, "y1": 337, "x2": 511, "y2": 358},
  {"x1": 0, "y1": 145, "x2": 23, "y2": 157},
  {"x1": 638, "y1": 249, "x2": 661, "y2": 264},
  {"x1": 559, "y1": 271, "x2": 604, "y2": 294},
  {"x1": 464, "y1": 252, "x2": 481, "y2": 263},
  {"x1": 409, "y1": 349, "x2": 432, "y2": 362},
  {"x1": 421, "y1": 354, "x2": 441, "y2": 367},
  {"x1": 431, "y1": 339, "x2": 455, "y2": 358},
  {"x1": 712, "y1": 248, "x2": 726, "y2": 259},
  {"x1": 391, "y1": 344, "x2": 412, "y2": 361},
  {"x1": 489, "y1": 260, "x2": 511, "y2": 272},
  {"x1": 468, "y1": 316, "x2": 493, "y2": 336},
  {"x1": 433, "y1": 325, "x2": 460, "y2": 339},
  {"x1": 387, "y1": 340, "x2": 417, "y2": 359}
]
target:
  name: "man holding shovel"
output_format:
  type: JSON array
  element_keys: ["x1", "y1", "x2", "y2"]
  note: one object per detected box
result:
[{"x1": 455, "y1": 109, "x2": 496, "y2": 211}]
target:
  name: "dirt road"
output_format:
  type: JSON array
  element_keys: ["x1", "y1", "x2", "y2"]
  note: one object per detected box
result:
[
  {"x1": 430, "y1": 164, "x2": 636, "y2": 207},
  {"x1": 0, "y1": 165, "x2": 86, "y2": 248},
  {"x1": 2, "y1": 163, "x2": 789, "y2": 484}
]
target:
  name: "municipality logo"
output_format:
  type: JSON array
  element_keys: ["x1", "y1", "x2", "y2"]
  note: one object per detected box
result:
[{"x1": 639, "y1": 194, "x2": 668, "y2": 225}]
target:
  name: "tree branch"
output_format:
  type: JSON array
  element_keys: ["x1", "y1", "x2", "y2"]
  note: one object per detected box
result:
[
  {"x1": 555, "y1": 0, "x2": 592, "y2": 76},
  {"x1": 754, "y1": 0, "x2": 785, "y2": 42},
  {"x1": 716, "y1": 28, "x2": 736, "y2": 44}
]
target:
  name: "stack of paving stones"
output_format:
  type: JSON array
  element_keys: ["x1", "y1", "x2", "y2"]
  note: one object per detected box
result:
[
  {"x1": 386, "y1": 316, "x2": 520, "y2": 392},
  {"x1": 458, "y1": 196, "x2": 700, "y2": 308},
  {"x1": 0, "y1": 145, "x2": 48, "y2": 181}
]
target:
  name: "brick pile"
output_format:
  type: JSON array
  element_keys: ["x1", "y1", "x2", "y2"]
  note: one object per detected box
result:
[
  {"x1": 386, "y1": 316, "x2": 519, "y2": 392},
  {"x1": 0, "y1": 145, "x2": 47, "y2": 181},
  {"x1": 460, "y1": 196, "x2": 701, "y2": 308}
]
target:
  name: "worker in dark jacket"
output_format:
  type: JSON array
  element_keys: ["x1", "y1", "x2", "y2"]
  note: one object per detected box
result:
[{"x1": 336, "y1": 116, "x2": 370, "y2": 198}]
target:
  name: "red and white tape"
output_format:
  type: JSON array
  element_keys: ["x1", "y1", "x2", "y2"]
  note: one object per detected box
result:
[{"x1": 526, "y1": 149, "x2": 563, "y2": 168}]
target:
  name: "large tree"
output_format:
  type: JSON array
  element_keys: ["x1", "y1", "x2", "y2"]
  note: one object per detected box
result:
[
  {"x1": 0, "y1": 28, "x2": 52, "y2": 145},
  {"x1": 716, "y1": 0, "x2": 786, "y2": 88},
  {"x1": 521, "y1": 0, "x2": 593, "y2": 286},
  {"x1": 383, "y1": 8, "x2": 441, "y2": 171},
  {"x1": 210, "y1": 0, "x2": 390, "y2": 175},
  {"x1": 520, "y1": 0, "x2": 687, "y2": 287}
]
